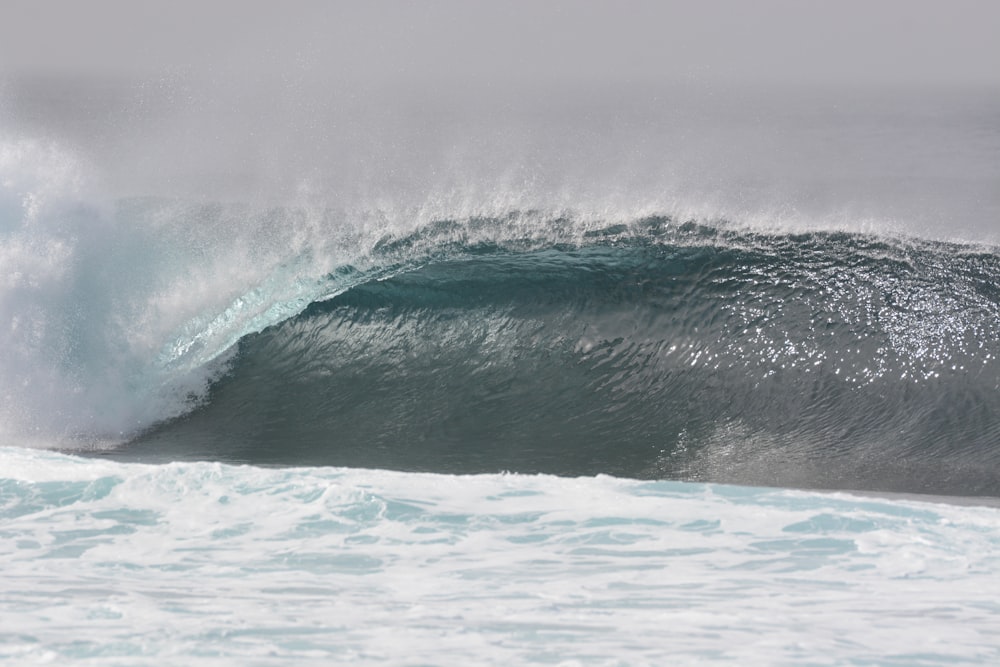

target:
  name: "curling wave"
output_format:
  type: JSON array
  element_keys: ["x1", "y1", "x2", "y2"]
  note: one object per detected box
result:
[{"x1": 120, "y1": 218, "x2": 1000, "y2": 496}]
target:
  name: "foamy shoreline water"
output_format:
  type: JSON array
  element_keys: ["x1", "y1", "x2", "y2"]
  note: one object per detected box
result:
[{"x1": 3, "y1": 447, "x2": 999, "y2": 665}]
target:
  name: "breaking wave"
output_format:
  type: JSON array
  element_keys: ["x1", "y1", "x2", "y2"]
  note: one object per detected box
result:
[
  {"x1": 127, "y1": 217, "x2": 1000, "y2": 496},
  {"x1": 3, "y1": 136, "x2": 999, "y2": 496}
]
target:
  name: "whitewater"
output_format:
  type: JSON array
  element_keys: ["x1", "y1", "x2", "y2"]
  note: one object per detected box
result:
[
  {"x1": 3, "y1": 447, "x2": 1000, "y2": 666},
  {"x1": 2, "y1": 61, "x2": 1000, "y2": 666}
]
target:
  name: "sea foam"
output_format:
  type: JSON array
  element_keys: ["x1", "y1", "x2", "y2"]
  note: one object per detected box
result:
[{"x1": 2, "y1": 447, "x2": 999, "y2": 665}]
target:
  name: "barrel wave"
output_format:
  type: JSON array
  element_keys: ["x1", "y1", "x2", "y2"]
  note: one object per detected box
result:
[{"x1": 119, "y1": 217, "x2": 1000, "y2": 496}]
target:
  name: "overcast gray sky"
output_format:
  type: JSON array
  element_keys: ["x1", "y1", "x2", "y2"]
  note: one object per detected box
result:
[{"x1": 2, "y1": 0, "x2": 999, "y2": 86}]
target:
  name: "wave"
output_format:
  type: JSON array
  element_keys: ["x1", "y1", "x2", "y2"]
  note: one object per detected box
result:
[
  {"x1": 3, "y1": 137, "x2": 999, "y2": 496},
  {"x1": 120, "y1": 218, "x2": 1000, "y2": 496}
]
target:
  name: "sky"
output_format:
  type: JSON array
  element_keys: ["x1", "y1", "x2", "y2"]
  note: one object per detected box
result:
[{"x1": 1, "y1": 0, "x2": 999, "y2": 87}]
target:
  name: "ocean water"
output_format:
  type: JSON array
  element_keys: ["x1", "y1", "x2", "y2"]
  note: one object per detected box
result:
[
  {"x1": 2, "y1": 75, "x2": 1000, "y2": 664},
  {"x1": 3, "y1": 447, "x2": 1000, "y2": 666}
]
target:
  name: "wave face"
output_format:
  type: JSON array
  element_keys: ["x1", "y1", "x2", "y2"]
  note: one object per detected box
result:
[{"x1": 120, "y1": 218, "x2": 1000, "y2": 496}]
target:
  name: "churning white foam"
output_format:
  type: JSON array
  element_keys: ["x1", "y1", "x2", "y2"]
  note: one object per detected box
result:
[
  {"x1": 2, "y1": 447, "x2": 999, "y2": 665},
  {"x1": 0, "y1": 138, "x2": 238, "y2": 446}
]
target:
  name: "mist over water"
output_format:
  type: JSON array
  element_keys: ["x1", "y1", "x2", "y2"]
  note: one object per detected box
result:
[{"x1": 5, "y1": 74, "x2": 1000, "y2": 237}]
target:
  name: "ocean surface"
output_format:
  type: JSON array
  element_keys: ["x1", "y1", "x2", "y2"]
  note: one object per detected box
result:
[
  {"x1": 3, "y1": 447, "x2": 1000, "y2": 666},
  {"x1": 2, "y1": 77, "x2": 1000, "y2": 664}
]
